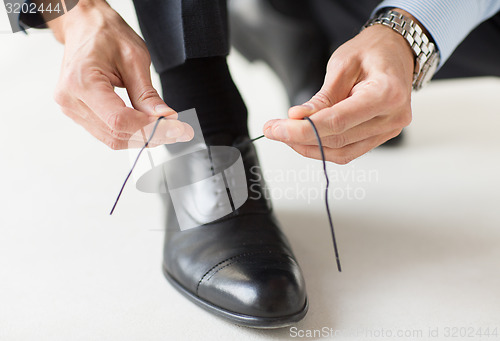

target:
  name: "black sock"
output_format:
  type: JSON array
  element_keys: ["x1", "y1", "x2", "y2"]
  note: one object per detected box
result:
[{"x1": 160, "y1": 56, "x2": 249, "y2": 139}]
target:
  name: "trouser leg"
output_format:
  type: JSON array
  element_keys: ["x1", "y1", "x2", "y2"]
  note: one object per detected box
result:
[
  {"x1": 133, "y1": 0, "x2": 248, "y2": 138},
  {"x1": 132, "y1": 0, "x2": 230, "y2": 73},
  {"x1": 159, "y1": 56, "x2": 249, "y2": 138}
]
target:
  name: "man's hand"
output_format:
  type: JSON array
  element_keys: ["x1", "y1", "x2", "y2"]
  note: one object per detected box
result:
[
  {"x1": 263, "y1": 11, "x2": 416, "y2": 164},
  {"x1": 47, "y1": 0, "x2": 193, "y2": 149}
]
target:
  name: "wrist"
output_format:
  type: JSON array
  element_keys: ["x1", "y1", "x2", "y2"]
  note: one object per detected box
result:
[
  {"x1": 391, "y1": 8, "x2": 429, "y2": 37},
  {"x1": 39, "y1": 0, "x2": 111, "y2": 43},
  {"x1": 363, "y1": 8, "x2": 440, "y2": 90},
  {"x1": 360, "y1": 25, "x2": 415, "y2": 84},
  {"x1": 388, "y1": 8, "x2": 427, "y2": 75}
]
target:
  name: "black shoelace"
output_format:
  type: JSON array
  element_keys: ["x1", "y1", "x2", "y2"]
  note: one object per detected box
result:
[
  {"x1": 110, "y1": 116, "x2": 342, "y2": 272},
  {"x1": 109, "y1": 116, "x2": 166, "y2": 215}
]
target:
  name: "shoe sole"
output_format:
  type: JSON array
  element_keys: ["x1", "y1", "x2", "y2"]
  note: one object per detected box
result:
[{"x1": 162, "y1": 265, "x2": 309, "y2": 329}]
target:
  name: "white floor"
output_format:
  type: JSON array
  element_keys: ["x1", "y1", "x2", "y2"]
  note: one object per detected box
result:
[{"x1": 1, "y1": 2, "x2": 500, "y2": 340}]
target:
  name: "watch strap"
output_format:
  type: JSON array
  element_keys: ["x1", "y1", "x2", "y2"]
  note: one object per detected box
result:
[{"x1": 363, "y1": 10, "x2": 440, "y2": 90}]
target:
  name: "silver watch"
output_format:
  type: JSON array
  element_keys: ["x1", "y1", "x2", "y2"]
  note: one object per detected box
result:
[{"x1": 363, "y1": 9, "x2": 440, "y2": 91}]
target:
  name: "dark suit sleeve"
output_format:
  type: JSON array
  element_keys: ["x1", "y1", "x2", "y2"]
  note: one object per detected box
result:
[
  {"x1": 7, "y1": 0, "x2": 47, "y2": 33},
  {"x1": 8, "y1": 0, "x2": 79, "y2": 33}
]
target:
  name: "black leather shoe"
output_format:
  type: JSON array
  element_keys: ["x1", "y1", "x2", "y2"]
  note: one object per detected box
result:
[
  {"x1": 161, "y1": 134, "x2": 308, "y2": 328},
  {"x1": 229, "y1": 0, "x2": 330, "y2": 106}
]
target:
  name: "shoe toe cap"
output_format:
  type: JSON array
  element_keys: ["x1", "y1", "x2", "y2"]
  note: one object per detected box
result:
[{"x1": 197, "y1": 252, "x2": 307, "y2": 319}]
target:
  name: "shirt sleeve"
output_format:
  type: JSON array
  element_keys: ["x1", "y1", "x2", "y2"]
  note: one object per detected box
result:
[{"x1": 373, "y1": 0, "x2": 500, "y2": 67}]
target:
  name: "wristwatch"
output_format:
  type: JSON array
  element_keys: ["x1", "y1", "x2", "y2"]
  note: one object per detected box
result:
[{"x1": 363, "y1": 9, "x2": 440, "y2": 91}]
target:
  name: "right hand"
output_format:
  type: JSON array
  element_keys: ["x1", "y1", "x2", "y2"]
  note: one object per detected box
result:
[{"x1": 48, "y1": 1, "x2": 193, "y2": 149}]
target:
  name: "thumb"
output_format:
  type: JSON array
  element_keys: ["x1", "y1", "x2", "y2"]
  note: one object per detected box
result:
[{"x1": 122, "y1": 63, "x2": 178, "y2": 119}]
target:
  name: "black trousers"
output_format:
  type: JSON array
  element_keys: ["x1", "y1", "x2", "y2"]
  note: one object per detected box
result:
[{"x1": 132, "y1": 0, "x2": 500, "y2": 79}]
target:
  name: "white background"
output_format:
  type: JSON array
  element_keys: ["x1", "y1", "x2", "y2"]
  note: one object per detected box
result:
[{"x1": 1, "y1": 1, "x2": 500, "y2": 340}]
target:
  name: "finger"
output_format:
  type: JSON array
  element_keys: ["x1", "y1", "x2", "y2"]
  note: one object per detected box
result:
[
  {"x1": 65, "y1": 109, "x2": 189, "y2": 149},
  {"x1": 320, "y1": 116, "x2": 391, "y2": 148},
  {"x1": 290, "y1": 115, "x2": 397, "y2": 149},
  {"x1": 62, "y1": 103, "x2": 193, "y2": 149},
  {"x1": 289, "y1": 129, "x2": 401, "y2": 165},
  {"x1": 63, "y1": 107, "x2": 145, "y2": 150},
  {"x1": 120, "y1": 59, "x2": 177, "y2": 118},
  {"x1": 77, "y1": 73, "x2": 152, "y2": 131},
  {"x1": 128, "y1": 118, "x2": 195, "y2": 147},
  {"x1": 308, "y1": 81, "x2": 386, "y2": 135},
  {"x1": 76, "y1": 74, "x2": 190, "y2": 141},
  {"x1": 288, "y1": 56, "x2": 360, "y2": 120},
  {"x1": 264, "y1": 82, "x2": 384, "y2": 144}
]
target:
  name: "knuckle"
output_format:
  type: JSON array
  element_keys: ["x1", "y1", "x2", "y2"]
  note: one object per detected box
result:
[
  {"x1": 109, "y1": 128, "x2": 128, "y2": 140},
  {"x1": 107, "y1": 112, "x2": 124, "y2": 131},
  {"x1": 137, "y1": 87, "x2": 159, "y2": 102},
  {"x1": 328, "y1": 54, "x2": 352, "y2": 74},
  {"x1": 402, "y1": 110, "x2": 413, "y2": 127},
  {"x1": 328, "y1": 114, "x2": 345, "y2": 134},
  {"x1": 53, "y1": 88, "x2": 70, "y2": 106},
  {"x1": 140, "y1": 48, "x2": 152, "y2": 64},
  {"x1": 333, "y1": 154, "x2": 353, "y2": 165},
  {"x1": 390, "y1": 88, "x2": 407, "y2": 107},
  {"x1": 55, "y1": 74, "x2": 79, "y2": 104},
  {"x1": 368, "y1": 76, "x2": 392, "y2": 101},
  {"x1": 329, "y1": 134, "x2": 347, "y2": 149},
  {"x1": 120, "y1": 44, "x2": 138, "y2": 62},
  {"x1": 300, "y1": 146, "x2": 314, "y2": 159},
  {"x1": 121, "y1": 44, "x2": 150, "y2": 64},
  {"x1": 106, "y1": 138, "x2": 123, "y2": 151},
  {"x1": 312, "y1": 90, "x2": 333, "y2": 108},
  {"x1": 395, "y1": 108, "x2": 412, "y2": 128},
  {"x1": 385, "y1": 79, "x2": 409, "y2": 106},
  {"x1": 79, "y1": 67, "x2": 107, "y2": 90},
  {"x1": 390, "y1": 128, "x2": 404, "y2": 139}
]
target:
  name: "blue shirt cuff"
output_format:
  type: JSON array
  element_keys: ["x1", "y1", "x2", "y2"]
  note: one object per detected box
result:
[{"x1": 373, "y1": 0, "x2": 500, "y2": 67}]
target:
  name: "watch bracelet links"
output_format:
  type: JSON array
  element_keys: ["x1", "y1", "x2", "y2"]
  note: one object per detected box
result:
[{"x1": 363, "y1": 10, "x2": 439, "y2": 90}]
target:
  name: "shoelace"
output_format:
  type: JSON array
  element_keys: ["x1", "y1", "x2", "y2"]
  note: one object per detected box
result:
[
  {"x1": 110, "y1": 116, "x2": 342, "y2": 272},
  {"x1": 109, "y1": 116, "x2": 166, "y2": 215}
]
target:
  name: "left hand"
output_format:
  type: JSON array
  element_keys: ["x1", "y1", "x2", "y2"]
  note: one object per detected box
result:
[{"x1": 263, "y1": 22, "x2": 415, "y2": 164}]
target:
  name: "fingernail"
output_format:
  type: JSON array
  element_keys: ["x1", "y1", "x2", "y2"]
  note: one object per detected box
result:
[
  {"x1": 166, "y1": 126, "x2": 181, "y2": 138},
  {"x1": 300, "y1": 103, "x2": 314, "y2": 111},
  {"x1": 273, "y1": 124, "x2": 289, "y2": 140},
  {"x1": 155, "y1": 104, "x2": 173, "y2": 115}
]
